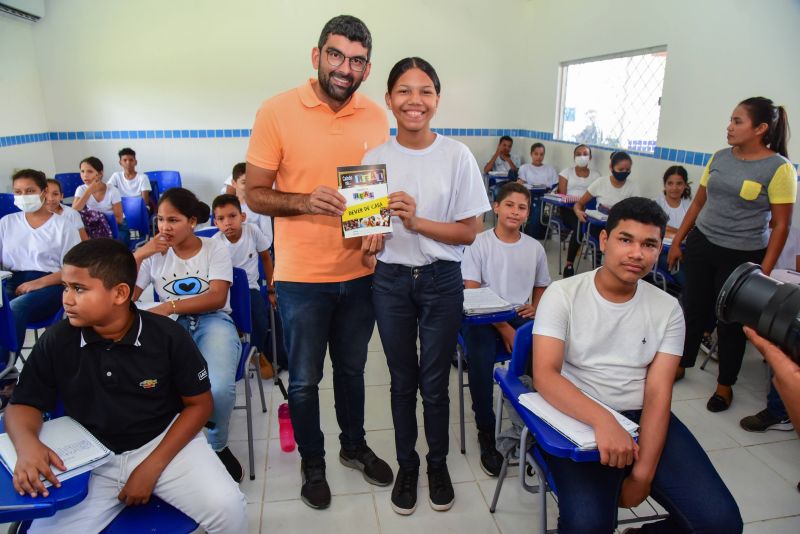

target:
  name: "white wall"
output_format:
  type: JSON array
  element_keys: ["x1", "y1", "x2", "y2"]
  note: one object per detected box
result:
[
  {"x1": 0, "y1": 12, "x2": 54, "y2": 187},
  {"x1": 2, "y1": 0, "x2": 799, "y2": 201}
]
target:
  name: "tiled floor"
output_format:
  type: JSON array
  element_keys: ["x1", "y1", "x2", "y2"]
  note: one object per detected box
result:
[{"x1": 5, "y1": 235, "x2": 800, "y2": 533}]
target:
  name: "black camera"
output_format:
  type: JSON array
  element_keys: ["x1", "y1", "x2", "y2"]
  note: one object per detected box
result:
[{"x1": 716, "y1": 262, "x2": 800, "y2": 363}]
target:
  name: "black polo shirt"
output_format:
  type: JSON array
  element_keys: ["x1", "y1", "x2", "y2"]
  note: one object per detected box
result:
[{"x1": 11, "y1": 306, "x2": 210, "y2": 454}]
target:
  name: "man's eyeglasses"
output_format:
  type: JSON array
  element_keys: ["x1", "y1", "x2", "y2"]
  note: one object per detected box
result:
[{"x1": 325, "y1": 47, "x2": 368, "y2": 72}]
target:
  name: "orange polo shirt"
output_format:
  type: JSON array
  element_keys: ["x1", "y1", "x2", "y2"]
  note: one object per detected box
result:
[{"x1": 246, "y1": 79, "x2": 389, "y2": 283}]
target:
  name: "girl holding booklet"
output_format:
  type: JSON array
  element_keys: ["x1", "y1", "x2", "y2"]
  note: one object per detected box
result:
[{"x1": 361, "y1": 57, "x2": 490, "y2": 516}]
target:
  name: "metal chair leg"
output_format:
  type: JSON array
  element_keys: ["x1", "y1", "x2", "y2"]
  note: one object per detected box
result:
[
  {"x1": 243, "y1": 350, "x2": 256, "y2": 481},
  {"x1": 458, "y1": 344, "x2": 466, "y2": 454}
]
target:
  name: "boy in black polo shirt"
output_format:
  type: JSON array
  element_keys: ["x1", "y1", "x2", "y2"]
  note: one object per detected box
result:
[{"x1": 5, "y1": 239, "x2": 247, "y2": 533}]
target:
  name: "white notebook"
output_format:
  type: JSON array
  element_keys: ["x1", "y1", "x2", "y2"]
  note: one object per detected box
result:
[
  {"x1": 518, "y1": 392, "x2": 639, "y2": 450},
  {"x1": 463, "y1": 287, "x2": 514, "y2": 315},
  {"x1": 0, "y1": 416, "x2": 112, "y2": 487}
]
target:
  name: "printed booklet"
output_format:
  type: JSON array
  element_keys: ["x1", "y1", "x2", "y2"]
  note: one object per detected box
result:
[{"x1": 337, "y1": 164, "x2": 392, "y2": 239}]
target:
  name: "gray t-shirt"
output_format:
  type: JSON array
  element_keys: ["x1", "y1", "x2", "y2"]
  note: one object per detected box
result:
[{"x1": 695, "y1": 148, "x2": 796, "y2": 250}]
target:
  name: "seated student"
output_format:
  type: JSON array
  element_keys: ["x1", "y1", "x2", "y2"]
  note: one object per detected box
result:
[
  {"x1": 558, "y1": 144, "x2": 601, "y2": 277},
  {"x1": 517, "y1": 143, "x2": 558, "y2": 189},
  {"x1": 5, "y1": 239, "x2": 247, "y2": 533},
  {"x1": 72, "y1": 157, "x2": 128, "y2": 243},
  {"x1": 569, "y1": 151, "x2": 640, "y2": 272},
  {"x1": 45, "y1": 178, "x2": 89, "y2": 241},
  {"x1": 654, "y1": 166, "x2": 691, "y2": 286},
  {"x1": 484, "y1": 135, "x2": 521, "y2": 176},
  {"x1": 532, "y1": 197, "x2": 742, "y2": 534},
  {"x1": 211, "y1": 193, "x2": 275, "y2": 380},
  {"x1": 106, "y1": 147, "x2": 152, "y2": 208},
  {"x1": 230, "y1": 162, "x2": 273, "y2": 247},
  {"x1": 0, "y1": 169, "x2": 81, "y2": 370},
  {"x1": 133, "y1": 188, "x2": 243, "y2": 481},
  {"x1": 220, "y1": 173, "x2": 235, "y2": 195},
  {"x1": 461, "y1": 182, "x2": 550, "y2": 476}
]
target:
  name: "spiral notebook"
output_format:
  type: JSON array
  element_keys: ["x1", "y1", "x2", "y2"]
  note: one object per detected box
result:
[{"x1": 0, "y1": 416, "x2": 112, "y2": 487}]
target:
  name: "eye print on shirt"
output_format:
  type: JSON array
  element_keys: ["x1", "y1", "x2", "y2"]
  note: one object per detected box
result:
[{"x1": 162, "y1": 271, "x2": 210, "y2": 296}]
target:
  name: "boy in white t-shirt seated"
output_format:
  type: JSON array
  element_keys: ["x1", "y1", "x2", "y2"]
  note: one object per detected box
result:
[
  {"x1": 106, "y1": 147, "x2": 152, "y2": 209},
  {"x1": 461, "y1": 182, "x2": 551, "y2": 476},
  {"x1": 532, "y1": 197, "x2": 741, "y2": 533},
  {"x1": 212, "y1": 194, "x2": 275, "y2": 379},
  {"x1": 230, "y1": 163, "x2": 273, "y2": 248},
  {"x1": 45, "y1": 178, "x2": 88, "y2": 241}
]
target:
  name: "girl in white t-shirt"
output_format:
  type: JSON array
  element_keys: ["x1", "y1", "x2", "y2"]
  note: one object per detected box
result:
[
  {"x1": 655, "y1": 165, "x2": 692, "y2": 237},
  {"x1": 45, "y1": 178, "x2": 88, "y2": 241},
  {"x1": 361, "y1": 58, "x2": 490, "y2": 515},
  {"x1": 558, "y1": 144, "x2": 601, "y2": 277},
  {"x1": 517, "y1": 143, "x2": 558, "y2": 189},
  {"x1": 132, "y1": 187, "x2": 243, "y2": 482},
  {"x1": 0, "y1": 169, "x2": 81, "y2": 372},
  {"x1": 72, "y1": 157, "x2": 128, "y2": 244}
]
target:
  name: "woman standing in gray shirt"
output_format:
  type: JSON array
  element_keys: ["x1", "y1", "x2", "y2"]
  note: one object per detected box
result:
[{"x1": 668, "y1": 97, "x2": 796, "y2": 412}]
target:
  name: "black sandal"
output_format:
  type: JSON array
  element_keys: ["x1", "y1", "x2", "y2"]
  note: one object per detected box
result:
[{"x1": 706, "y1": 392, "x2": 732, "y2": 412}]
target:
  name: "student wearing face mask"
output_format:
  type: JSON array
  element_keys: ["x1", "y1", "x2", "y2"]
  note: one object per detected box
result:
[
  {"x1": 558, "y1": 145, "x2": 600, "y2": 277},
  {"x1": 0, "y1": 169, "x2": 82, "y2": 375}
]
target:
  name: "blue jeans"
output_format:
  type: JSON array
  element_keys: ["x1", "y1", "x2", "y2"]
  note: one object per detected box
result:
[
  {"x1": 462, "y1": 316, "x2": 528, "y2": 432},
  {"x1": 543, "y1": 411, "x2": 742, "y2": 534},
  {"x1": 373, "y1": 260, "x2": 464, "y2": 470},
  {"x1": 766, "y1": 371, "x2": 788, "y2": 420},
  {"x1": 275, "y1": 275, "x2": 374, "y2": 459},
  {"x1": 249, "y1": 289, "x2": 268, "y2": 355},
  {"x1": 176, "y1": 311, "x2": 241, "y2": 451},
  {"x1": 0, "y1": 271, "x2": 64, "y2": 359}
]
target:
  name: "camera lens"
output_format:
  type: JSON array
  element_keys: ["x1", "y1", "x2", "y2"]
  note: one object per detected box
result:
[{"x1": 717, "y1": 262, "x2": 800, "y2": 363}]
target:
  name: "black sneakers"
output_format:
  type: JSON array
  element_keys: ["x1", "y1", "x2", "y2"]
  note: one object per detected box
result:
[
  {"x1": 216, "y1": 446, "x2": 244, "y2": 483},
  {"x1": 740, "y1": 409, "x2": 793, "y2": 432},
  {"x1": 562, "y1": 264, "x2": 575, "y2": 278},
  {"x1": 391, "y1": 467, "x2": 419, "y2": 515},
  {"x1": 339, "y1": 443, "x2": 393, "y2": 486},
  {"x1": 427, "y1": 464, "x2": 454, "y2": 511},
  {"x1": 477, "y1": 431, "x2": 504, "y2": 477},
  {"x1": 301, "y1": 457, "x2": 331, "y2": 509}
]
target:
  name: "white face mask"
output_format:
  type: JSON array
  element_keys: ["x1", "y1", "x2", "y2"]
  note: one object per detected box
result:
[
  {"x1": 574, "y1": 155, "x2": 590, "y2": 167},
  {"x1": 14, "y1": 193, "x2": 44, "y2": 213}
]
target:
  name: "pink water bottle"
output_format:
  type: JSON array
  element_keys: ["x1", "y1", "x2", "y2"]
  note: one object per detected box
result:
[{"x1": 278, "y1": 402, "x2": 296, "y2": 452}]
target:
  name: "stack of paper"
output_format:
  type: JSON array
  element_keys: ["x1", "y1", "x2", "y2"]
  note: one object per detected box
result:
[
  {"x1": 543, "y1": 193, "x2": 581, "y2": 203},
  {"x1": 517, "y1": 392, "x2": 639, "y2": 450},
  {"x1": 0, "y1": 417, "x2": 112, "y2": 487},
  {"x1": 463, "y1": 287, "x2": 514, "y2": 315},
  {"x1": 585, "y1": 209, "x2": 608, "y2": 221}
]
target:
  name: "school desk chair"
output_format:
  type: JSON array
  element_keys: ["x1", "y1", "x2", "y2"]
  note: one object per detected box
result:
[
  {"x1": 145, "y1": 171, "x2": 182, "y2": 203},
  {"x1": 229, "y1": 267, "x2": 268, "y2": 480},
  {"x1": 0, "y1": 193, "x2": 20, "y2": 219},
  {"x1": 258, "y1": 255, "x2": 288, "y2": 399},
  {"x1": 455, "y1": 309, "x2": 518, "y2": 454},
  {"x1": 120, "y1": 197, "x2": 150, "y2": 251},
  {"x1": 103, "y1": 213, "x2": 120, "y2": 239},
  {"x1": 54, "y1": 173, "x2": 83, "y2": 203},
  {"x1": 488, "y1": 322, "x2": 669, "y2": 533}
]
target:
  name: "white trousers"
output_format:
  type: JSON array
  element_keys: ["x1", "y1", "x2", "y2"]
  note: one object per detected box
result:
[{"x1": 29, "y1": 423, "x2": 247, "y2": 534}]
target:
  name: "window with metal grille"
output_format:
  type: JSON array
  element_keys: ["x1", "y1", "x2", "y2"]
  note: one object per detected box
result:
[{"x1": 555, "y1": 47, "x2": 668, "y2": 154}]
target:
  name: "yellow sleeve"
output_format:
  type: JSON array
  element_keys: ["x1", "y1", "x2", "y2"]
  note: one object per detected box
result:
[
  {"x1": 698, "y1": 155, "x2": 715, "y2": 187},
  {"x1": 767, "y1": 163, "x2": 798, "y2": 204}
]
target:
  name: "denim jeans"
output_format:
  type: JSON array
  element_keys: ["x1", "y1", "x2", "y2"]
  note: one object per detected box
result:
[
  {"x1": 766, "y1": 371, "x2": 788, "y2": 420},
  {"x1": 542, "y1": 411, "x2": 742, "y2": 534},
  {"x1": 249, "y1": 289, "x2": 268, "y2": 355},
  {"x1": 176, "y1": 311, "x2": 241, "y2": 451},
  {"x1": 373, "y1": 260, "x2": 464, "y2": 470},
  {"x1": 0, "y1": 271, "x2": 64, "y2": 359},
  {"x1": 275, "y1": 275, "x2": 374, "y2": 459},
  {"x1": 462, "y1": 315, "x2": 528, "y2": 433}
]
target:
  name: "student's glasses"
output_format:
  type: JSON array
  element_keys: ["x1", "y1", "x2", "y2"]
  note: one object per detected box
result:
[{"x1": 325, "y1": 47, "x2": 368, "y2": 72}]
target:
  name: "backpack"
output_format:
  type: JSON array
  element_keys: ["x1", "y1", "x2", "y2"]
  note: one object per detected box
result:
[{"x1": 79, "y1": 208, "x2": 113, "y2": 239}]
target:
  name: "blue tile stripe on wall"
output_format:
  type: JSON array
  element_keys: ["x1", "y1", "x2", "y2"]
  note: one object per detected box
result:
[{"x1": 2, "y1": 128, "x2": 797, "y2": 169}]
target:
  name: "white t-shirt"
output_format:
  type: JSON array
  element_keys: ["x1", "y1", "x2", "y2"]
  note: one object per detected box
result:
[
  {"x1": 461, "y1": 229, "x2": 551, "y2": 306},
  {"x1": 518, "y1": 163, "x2": 558, "y2": 188},
  {"x1": 656, "y1": 196, "x2": 691, "y2": 229},
  {"x1": 0, "y1": 212, "x2": 81, "y2": 272},
  {"x1": 220, "y1": 175, "x2": 234, "y2": 194},
  {"x1": 362, "y1": 135, "x2": 491, "y2": 265},
  {"x1": 74, "y1": 184, "x2": 122, "y2": 214},
  {"x1": 136, "y1": 237, "x2": 233, "y2": 313},
  {"x1": 212, "y1": 223, "x2": 270, "y2": 289},
  {"x1": 533, "y1": 269, "x2": 685, "y2": 411},
  {"x1": 491, "y1": 153, "x2": 521, "y2": 175},
  {"x1": 587, "y1": 176, "x2": 640, "y2": 209},
  {"x1": 106, "y1": 172, "x2": 152, "y2": 198},
  {"x1": 241, "y1": 201, "x2": 273, "y2": 249},
  {"x1": 559, "y1": 166, "x2": 601, "y2": 196},
  {"x1": 55, "y1": 205, "x2": 85, "y2": 231},
  {"x1": 776, "y1": 226, "x2": 800, "y2": 271}
]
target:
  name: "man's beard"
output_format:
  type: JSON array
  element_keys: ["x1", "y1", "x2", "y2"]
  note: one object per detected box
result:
[{"x1": 319, "y1": 69, "x2": 361, "y2": 102}]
